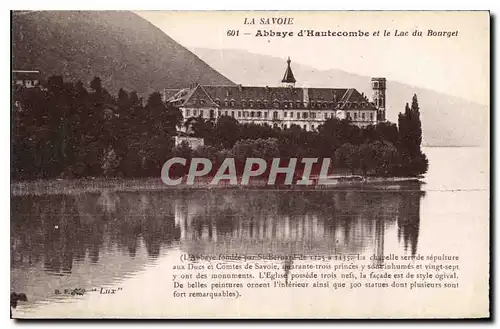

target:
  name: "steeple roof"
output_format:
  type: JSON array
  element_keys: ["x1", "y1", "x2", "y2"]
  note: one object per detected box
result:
[{"x1": 281, "y1": 57, "x2": 296, "y2": 84}]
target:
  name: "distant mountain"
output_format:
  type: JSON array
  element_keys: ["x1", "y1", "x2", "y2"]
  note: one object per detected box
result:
[
  {"x1": 11, "y1": 11, "x2": 234, "y2": 97},
  {"x1": 193, "y1": 48, "x2": 489, "y2": 147}
]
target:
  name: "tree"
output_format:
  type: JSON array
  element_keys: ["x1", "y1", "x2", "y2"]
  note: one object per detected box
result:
[
  {"x1": 397, "y1": 94, "x2": 428, "y2": 176},
  {"x1": 334, "y1": 143, "x2": 360, "y2": 174},
  {"x1": 101, "y1": 146, "x2": 120, "y2": 177},
  {"x1": 215, "y1": 115, "x2": 240, "y2": 148},
  {"x1": 90, "y1": 76, "x2": 103, "y2": 93}
]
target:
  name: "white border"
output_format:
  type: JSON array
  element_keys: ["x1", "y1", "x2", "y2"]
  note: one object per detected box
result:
[{"x1": 2, "y1": 1, "x2": 496, "y2": 328}]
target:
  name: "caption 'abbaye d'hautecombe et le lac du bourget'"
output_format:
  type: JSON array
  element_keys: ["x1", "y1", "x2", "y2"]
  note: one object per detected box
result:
[{"x1": 243, "y1": 16, "x2": 459, "y2": 39}]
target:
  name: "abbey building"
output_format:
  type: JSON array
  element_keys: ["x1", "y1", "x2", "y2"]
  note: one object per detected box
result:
[{"x1": 165, "y1": 57, "x2": 386, "y2": 131}]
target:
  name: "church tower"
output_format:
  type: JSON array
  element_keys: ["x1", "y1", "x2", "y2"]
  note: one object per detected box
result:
[
  {"x1": 371, "y1": 77, "x2": 386, "y2": 121},
  {"x1": 281, "y1": 57, "x2": 296, "y2": 87}
]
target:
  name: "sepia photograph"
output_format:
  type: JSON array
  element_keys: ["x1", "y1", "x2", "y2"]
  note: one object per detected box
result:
[{"x1": 9, "y1": 10, "x2": 490, "y2": 319}]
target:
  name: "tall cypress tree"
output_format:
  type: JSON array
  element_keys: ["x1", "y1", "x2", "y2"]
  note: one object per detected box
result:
[
  {"x1": 409, "y1": 94, "x2": 422, "y2": 157},
  {"x1": 397, "y1": 94, "x2": 427, "y2": 175}
]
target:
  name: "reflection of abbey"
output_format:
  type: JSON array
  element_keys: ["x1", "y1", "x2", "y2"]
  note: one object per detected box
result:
[{"x1": 165, "y1": 57, "x2": 387, "y2": 131}]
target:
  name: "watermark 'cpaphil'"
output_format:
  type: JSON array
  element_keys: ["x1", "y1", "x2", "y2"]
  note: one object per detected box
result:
[{"x1": 161, "y1": 157, "x2": 339, "y2": 186}]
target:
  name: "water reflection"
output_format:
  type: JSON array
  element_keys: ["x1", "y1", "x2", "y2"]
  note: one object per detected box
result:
[
  {"x1": 11, "y1": 183, "x2": 424, "y2": 307},
  {"x1": 174, "y1": 184, "x2": 424, "y2": 260}
]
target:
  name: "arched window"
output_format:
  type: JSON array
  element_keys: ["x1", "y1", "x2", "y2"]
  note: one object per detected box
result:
[
  {"x1": 241, "y1": 99, "x2": 247, "y2": 108},
  {"x1": 257, "y1": 100, "x2": 262, "y2": 108},
  {"x1": 250, "y1": 111, "x2": 255, "y2": 118},
  {"x1": 289, "y1": 101, "x2": 294, "y2": 109},
  {"x1": 230, "y1": 100, "x2": 235, "y2": 107},
  {"x1": 273, "y1": 100, "x2": 279, "y2": 108},
  {"x1": 249, "y1": 100, "x2": 254, "y2": 108},
  {"x1": 215, "y1": 99, "x2": 220, "y2": 106},
  {"x1": 296, "y1": 101, "x2": 302, "y2": 108},
  {"x1": 224, "y1": 99, "x2": 229, "y2": 107}
]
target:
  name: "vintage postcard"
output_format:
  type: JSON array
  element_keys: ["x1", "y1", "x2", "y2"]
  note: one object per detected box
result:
[{"x1": 10, "y1": 10, "x2": 490, "y2": 319}]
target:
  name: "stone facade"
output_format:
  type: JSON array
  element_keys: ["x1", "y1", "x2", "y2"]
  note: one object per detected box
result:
[{"x1": 166, "y1": 58, "x2": 386, "y2": 132}]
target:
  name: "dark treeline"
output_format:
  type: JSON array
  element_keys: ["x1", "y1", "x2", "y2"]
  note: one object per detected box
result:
[
  {"x1": 12, "y1": 76, "x2": 182, "y2": 180},
  {"x1": 12, "y1": 76, "x2": 427, "y2": 180}
]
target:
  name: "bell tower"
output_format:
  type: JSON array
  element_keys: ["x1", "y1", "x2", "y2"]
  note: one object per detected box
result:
[
  {"x1": 371, "y1": 77, "x2": 386, "y2": 121},
  {"x1": 281, "y1": 57, "x2": 296, "y2": 87}
]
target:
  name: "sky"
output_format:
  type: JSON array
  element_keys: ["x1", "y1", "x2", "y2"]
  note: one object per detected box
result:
[{"x1": 137, "y1": 11, "x2": 489, "y2": 105}]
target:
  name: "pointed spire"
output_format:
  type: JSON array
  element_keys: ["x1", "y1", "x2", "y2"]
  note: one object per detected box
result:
[{"x1": 281, "y1": 56, "x2": 296, "y2": 84}]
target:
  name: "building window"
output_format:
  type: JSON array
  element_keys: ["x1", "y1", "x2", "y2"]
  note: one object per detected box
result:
[
  {"x1": 193, "y1": 109, "x2": 198, "y2": 116},
  {"x1": 289, "y1": 102, "x2": 294, "y2": 108},
  {"x1": 347, "y1": 112, "x2": 351, "y2": 120},
  {"x1": 311, "y1": 124, "x2": 315, "y2": 130},
  {"x1": 210, "y1": 110, "x2": 214, "y2": 118},
  {"x1": 354, "y1": 112, "x2": 357, "y2": 120},
  {"x1": 311, "y1": 112, "x2": 316, "y2": 119},
  {"x1": 250, "y1": 111, "x2": 255, "y2": 118},
  {"x1": 186, "y1": 109, "x2": 191, "y2": 117},
  {"x1": 303, "y1": 125, "x2": 307, "y2": 130},
  {"x1": 238, "y1": 111, "x2": 242, "y2": 118},
  {"x1": 302, "y1": 112, "x2": 308, "y2": 119},
  {"x1": 231, "y1": 111, "x2": 235, "y2": 117},
  {"x1": 257, "y1": 111, "x2": 262, "y2": 118},
  {"x1": 310, "y1": 101, "x2": 315, "y2": 108},
  {"x1": 215, "y1": 99, "x2": 220, "y2": 106},
  {"x1": 284, "y1": 123, "x2": 288, "y2": 129},
  {"x1": 242, "y1": 100, "x2": 246, "y2": 108},
  {"x1": 290, "y1": 112, "x2": 294, "y2": 119},
  {"x1": 264, "y1": 112, "x2": 268, "y2": 118},
  {"x1": 324, "y1": 113, "x2": 328, "y2": 119},
  {"x1": 200, "y1": 99, "x2": 206, "y2": 105},
  {"x1": 249, "y1": 101, "x2": 254, "y2": 108},
  {"x1": 370, "y1": 112, "x2": 374, "y2": 121},
  {"x1": 361, "y1": 113, "x2": 365, "y2": 120},
  {"x1": 274, "y1": 101, "x2": 279, "y2": 108},
  {"x1": 284, "y1": 111, "x2": 288, "y2": 118},
  {"x1": 224, "y1": 100, "x2": 229, "y2": 107},
  {"x1": 273, "y1": 111, "x2": 278, "y2": 119},
  {"x1": 257, "y1": 101, "x2": 262, "y2": 108},
  {"x1": 263, "y1": 101, "x2": 268, "y2": 108},
  {"x1": 230, "y1": 100, "x2": 235, "y2": 107},
  {"x1": 296, "y1": 101, "x2": 301, "y2": 108},
  {"x1": 224, "y1": 111, "x2": 228, "y2": 116}
]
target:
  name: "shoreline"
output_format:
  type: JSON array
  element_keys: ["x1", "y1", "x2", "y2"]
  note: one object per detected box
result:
[{"x1": 11, "y1": 176, "x2": 424, "y2": 197}]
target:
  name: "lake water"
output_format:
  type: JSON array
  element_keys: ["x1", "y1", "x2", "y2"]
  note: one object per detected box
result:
[{"x1": 10, "y1": 147, "x2": 490, "y2": 318}]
